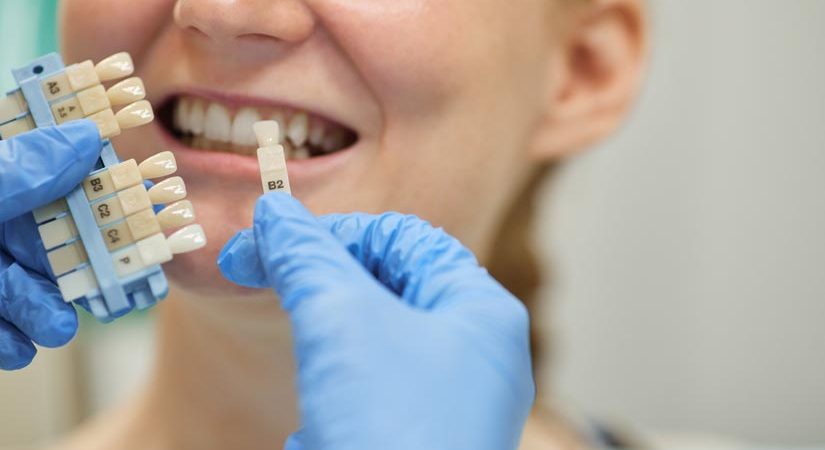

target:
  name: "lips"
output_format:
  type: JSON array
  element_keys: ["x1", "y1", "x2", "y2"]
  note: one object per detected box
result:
[{"x1": 157, "y1": 93, "x2": 358, "y2": 159}]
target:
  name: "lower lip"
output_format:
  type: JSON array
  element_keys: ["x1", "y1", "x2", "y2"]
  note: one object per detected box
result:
[{"x1": 154, "y1": 123, "x2": 357, "y2": 185}]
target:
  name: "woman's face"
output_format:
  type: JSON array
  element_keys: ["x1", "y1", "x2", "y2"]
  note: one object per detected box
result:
[{"x1": 60, "y1": 0, "x2": 559, "y2": 296}]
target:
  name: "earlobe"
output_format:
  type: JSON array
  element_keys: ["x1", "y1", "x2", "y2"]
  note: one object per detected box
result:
[{"x1": 530, "y1": 0, "x2": 647, "y2": 161}]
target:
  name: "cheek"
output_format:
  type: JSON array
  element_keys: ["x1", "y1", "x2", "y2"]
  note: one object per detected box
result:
[
  {"x1": 313, "y1": 1, "x2": 471, "y2": 115},
  {"x1": 60, "y1": 0, "x2": 174, "y2": 64},
  {"x1": 311, "y1": 0, "x2": 550, "y2": 247},
  {"x1": 314, "y1": 0, "x2": 548, "y2": 117}
]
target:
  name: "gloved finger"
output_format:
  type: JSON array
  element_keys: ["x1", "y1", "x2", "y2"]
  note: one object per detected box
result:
[
  {"x1": 1, "y1": 213, "x2": 53, "y2": 279},
  {"x1": 217, "y1": 228, "x2": 268, "y2": 289},
  {"x1": 0, "y1": 318, "x2": 36, "y2": 370},
  {"x1": 0, "y1": 253, "x2": 77, "y2": 348},
  {"x1": 219, "y1": 200, "x2": 516, "y2": 311},
  {"x1": 0, "y1": 120, "x2": 102, "y2": 222},
  {"x1": 317, "y1": 213, "x2": 511, "y2": 310},
  {"x1": 317, "y1": 214, "x2": 530, "y2": 345},
  {"x1": 220, "y1": 193, "x2": 382, "y2": 307}
]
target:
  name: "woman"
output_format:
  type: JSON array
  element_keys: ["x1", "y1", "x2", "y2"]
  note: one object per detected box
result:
[{"x1": 34, "y1": 0, "x2": 646, "y2": 447}]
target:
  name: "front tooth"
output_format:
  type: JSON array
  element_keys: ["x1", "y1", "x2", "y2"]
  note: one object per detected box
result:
[
  {"x1": 293, "y1": 146, "x2": 310, "y2": 160},
  {"x1": 189, "y1": 100, "x2": 205, "y2": 135},
  {"x1": 231, "y1": 107, "x2": 260, "y2": 147},
  {"x1": 308, "y1": 120, "x2": 325, "y2": 147},
  {"x1": 174, "y1": 98, "x2": 190, "y2": 132},
  {"x1": 204, "y1": 102, "x2": 231, "y2": 142},
  {"x1": 287, "y1": 113, "x2": 308, "y2": 147},
  {"x1": 270, "y1": 112, "x2": 286, "y2": 143}
]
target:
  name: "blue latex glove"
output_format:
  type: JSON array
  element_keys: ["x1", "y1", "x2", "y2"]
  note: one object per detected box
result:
[
  {"x1": 218, "y1": 193, "x2": 535, "y2": 450},
  {"x1": 0, "y1": 120, "x2": 102, "y2": 370}
]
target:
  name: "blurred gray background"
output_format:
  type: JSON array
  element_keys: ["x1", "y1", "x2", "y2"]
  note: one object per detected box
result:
[
  {"x1": 543, "y1": 0, "x2": 825, "y2": 446},
  {"x1": 1, "y1": 0, "x2": 824, "y2": 448}
]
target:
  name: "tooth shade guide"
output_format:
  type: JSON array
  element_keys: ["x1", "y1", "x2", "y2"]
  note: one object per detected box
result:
[
  {"x1": 258, "y1": 146, "x2": 291, "y2": 194},
  {"x1": 88, "y1": 108, "x2": 121, "y2": 139},
  {"x1": 91, "y1": 197, "x2": 126, "y2": 226},
  {"x1": 112, "y1": 224, "x2": 207, "y2": 278},
  {"x1": 0, "y1": 91, "x2": 28, "y2": 123},
  {"x1": 8, "y1": 51, "x2": 205, "y2": 319},
  {"x1": 167, "y1": 224, "x2": 207, "y2": 254},
  {"x1": 108, "y1": 159, "x2": 143, "y2": 191},
  {"x1": 157, "y1": 200, "x2": 196, "y2": 229},
  {"x1": 101, "y1": 221, "x2": 135, "y2": 251},
  {"x1": 107, "y1": 77, "x2": 146, "y2": 106},
  {"x1": 82, "y1": 151, "x2": 178, "y2": 202},
  {"x1": 112, "y1": 246, "x2": 146, "y2": 277},
  {"x1": 0, "y1": 115, "x2": 35, "y2": 139},
  {"x1": 38, "y1": 216, "x2": 79, "y2": 250},
  {"x1": 254, "y1": 120, "x2": 292, "y2": 194},
  {"x1": 117, "y1": 184, "x2": 154, "y2": 216},
  {"x1": 90, "y1": 185, "x2": 155, "y2": 227},
  {"x1": 83, "y1": 170, "x2": 117, "y2": 201},
  {"x1": 39, "y1": 53, "x2": 134, "y2": 104},
  {"x1": 138, "y1": 151, "x2": 178, "y2": 179},
  {"x1": 126, "y1": 208, "x2": 163, "y2": 241},
  {"x1": 85, "y1": 100, "x2": 155, "y2": 139},
  {"x1": 57, "y1": 267, "x2": 99, "y2": 302},
  {"x1": 253, "y1": 120, "x2": 281, "y2": 146},
  {"x1": 33, "y1": 198, "x2": 69, "y2": 224},
  {"x1": 47, "y1": 241, "x2": 89, "y2": 277},
  {"x1": 148, "y1": 176, "x2": 187, "y2": 204},
  {"x1": 93, "y1": 52, "x2": 135, "y2": 82},
  {"x1": 40, "y1": 72, "x2": 74, "y2": 102},
  {"x1": 51, "y1": 98, "x2": 85, "y2": 123}
]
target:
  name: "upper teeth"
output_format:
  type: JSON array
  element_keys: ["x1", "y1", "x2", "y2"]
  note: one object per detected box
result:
[{"x1": 172, "y1": 96, "x2": 344, "y2": 151}]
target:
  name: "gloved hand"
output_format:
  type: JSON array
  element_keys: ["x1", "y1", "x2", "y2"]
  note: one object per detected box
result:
[
  {"x1": 0, "y1": 120, "x2": 102, "y2": 370},
  {"x1": 218, "y1": 193, "x2": 535, "y2": 450}
]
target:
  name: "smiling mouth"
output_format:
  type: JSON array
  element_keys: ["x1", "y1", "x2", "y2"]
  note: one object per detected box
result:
[{"x1": 158, "y1": 95, "x2": 359, "y2": 160}]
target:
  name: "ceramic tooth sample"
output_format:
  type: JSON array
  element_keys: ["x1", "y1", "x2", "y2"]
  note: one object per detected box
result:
[
  {"x1": 254, "y1": 120, "x2": 291, "y2": 194},
  {"x1": 116, "y1": 100, "x2": 154, "y2": 130},
  {"x1": 139, "y1": 151, "x2": 177, "y2": 179},
  {"x1": 148, "y1": 176, "x2": 187, "y2": 204},
  {"x1": 167, "y1": 224, "x2": 207, "y2": 254},
  {"x1": 94, "y1": 52, "x2": 135, "y2": 81},
  {"x1": 106, "y1": 77, "x2": 146, "y2": 106},
  {"x1": 157, "y1": 200, "x2": 196, "y2": 229}
]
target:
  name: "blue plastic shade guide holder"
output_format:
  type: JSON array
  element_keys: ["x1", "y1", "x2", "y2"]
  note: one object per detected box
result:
[{"x1": 1, "y1": 53, "x2": 170, "y2": 323}]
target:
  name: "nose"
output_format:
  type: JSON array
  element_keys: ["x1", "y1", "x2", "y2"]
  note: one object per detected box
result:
[{"x1": 174, "y1": 0, "x2": 315, "y2": 45}]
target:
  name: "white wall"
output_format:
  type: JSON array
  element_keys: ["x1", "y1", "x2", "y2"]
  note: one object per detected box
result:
[{"x1": 543, "y1": 0, "x2": 825, "y2": 445}]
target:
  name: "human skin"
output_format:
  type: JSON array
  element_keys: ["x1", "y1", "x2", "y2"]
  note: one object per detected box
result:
[{"x1": 56, "y1": 0, "x2": 645, "y2": 449}]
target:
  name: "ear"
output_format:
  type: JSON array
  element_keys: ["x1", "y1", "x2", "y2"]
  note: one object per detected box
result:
[{"x1": 530, "y1": 0, "x2": 647, "y2": 160}]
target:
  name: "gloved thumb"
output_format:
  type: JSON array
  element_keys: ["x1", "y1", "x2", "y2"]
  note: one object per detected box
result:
[
  {"x1": 0, "y1": 120, "x2": 101, "y2": 222},
  {"x1": 241, "y1": 193, "x2": 382, "y2": 312}
]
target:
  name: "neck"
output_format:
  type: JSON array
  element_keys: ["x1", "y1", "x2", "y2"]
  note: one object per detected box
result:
[{"x1": 144, "y1": 288, "x2": 299, "y2": 449}]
